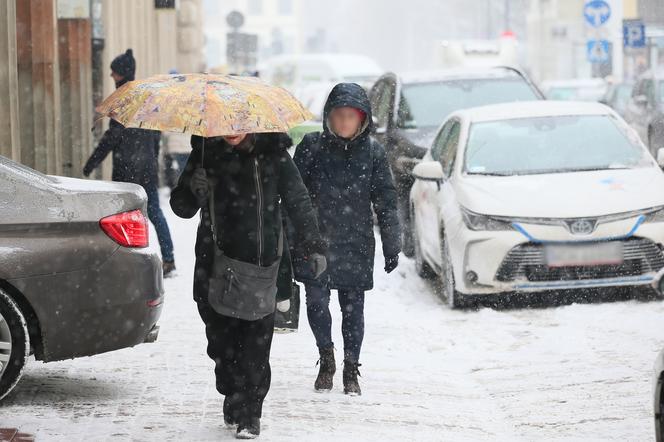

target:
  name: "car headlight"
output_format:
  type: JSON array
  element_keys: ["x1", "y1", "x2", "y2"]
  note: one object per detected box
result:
[
  {"x1": 461, "y1": 207, "x2": 514, "y2": 231},
  {"x1": 643, "y1": 207, "x2": 664, "y2": 223}
]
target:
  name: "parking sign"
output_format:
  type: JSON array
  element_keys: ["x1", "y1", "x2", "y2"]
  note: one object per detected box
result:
[{"x1": 623, "y1": 20, "x2": 646, "y2": 48}]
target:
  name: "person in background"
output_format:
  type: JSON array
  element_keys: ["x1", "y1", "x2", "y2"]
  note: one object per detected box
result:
[
  {"x1": 83, "y1": 49, "x2": 176, "y2": 277},
  {"x1": 170, "y1": 132, "x2": 326, "y2": 439},
  {"x1": 163, "y1": 132, "x2": 192, "y2": 188},
  {"x1": 293, "y1": 83, "x2": 401, "y2": 396}
]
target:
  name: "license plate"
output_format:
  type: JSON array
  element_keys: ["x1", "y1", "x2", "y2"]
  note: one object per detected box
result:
[{"x1": 544, "y1": 242, "x2": 624, "y2": 267}]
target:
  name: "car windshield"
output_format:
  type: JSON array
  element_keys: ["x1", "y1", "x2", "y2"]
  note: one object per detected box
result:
[
  {"x1": 397, "y1": 78, "x2": 538, "y2": 129},
  {"x1": 464, "y1": 115, "x2": 650, "y2": 176}
]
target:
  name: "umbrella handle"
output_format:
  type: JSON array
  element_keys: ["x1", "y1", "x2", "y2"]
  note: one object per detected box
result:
[{"x1": 196, "y1": 137, "x2": 206, "y2": 199}]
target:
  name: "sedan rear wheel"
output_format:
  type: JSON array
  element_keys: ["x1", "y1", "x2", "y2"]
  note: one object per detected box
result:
[
  {"x1": 0, "y1": 288, "x2": 29, "y2": 401},
  {"x1": 411, "y1": 206, "x2": 435, "y2": 279},
  {"x1": 438, "y1": 234, "x2": 463, "y2": 309}
]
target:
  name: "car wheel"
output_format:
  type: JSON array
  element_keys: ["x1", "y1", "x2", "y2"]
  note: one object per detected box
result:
[
  {"x1": 0, "y1": 288, "x2": 29, "y2": 401},
  {"x1": 438, "y1": 233, "x2": 463, "y2": 309},
  {"x1": 402, "y1": 228, "x2": 415, "y2": 258},
  {"x1": 411, "y1": 206, "x2": 435, "y2": 279},
  {"x1": 656, "y1": 375, "x2": 664, "y2": 442},
  {"x1": 401, "y1": 200, "x2": 415, "y2": 258}
]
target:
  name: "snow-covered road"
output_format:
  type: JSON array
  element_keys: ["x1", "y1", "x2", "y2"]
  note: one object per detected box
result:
[{"x1": 3, "y1": 194, "x2": 663, "y2": 441}]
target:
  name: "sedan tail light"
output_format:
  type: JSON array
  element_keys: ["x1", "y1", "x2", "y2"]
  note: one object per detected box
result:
[{"x1": 100, "y1": 210, "x2": 149, "y2": 248}]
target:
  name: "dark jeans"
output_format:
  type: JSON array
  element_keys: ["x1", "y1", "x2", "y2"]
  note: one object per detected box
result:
[
  {"x1": 198, "y1": 303, "x2": 275, "y2": 420},
  {"x1": 305, "y1": 282, "x2": 365, "y2": 363},
  {"x1": 144, "y1": 185, "x2": 174, "y2": 262}
]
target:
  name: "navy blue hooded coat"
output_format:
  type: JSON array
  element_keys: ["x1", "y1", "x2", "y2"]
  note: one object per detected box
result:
[{"x1": 293, "y1": 83, "x2": 401, "y2": 291}]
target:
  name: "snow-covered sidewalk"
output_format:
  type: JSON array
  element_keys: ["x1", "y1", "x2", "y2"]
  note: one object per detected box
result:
[{"x1": 3, "y1": 195, "x2": 664, "y2": 441}]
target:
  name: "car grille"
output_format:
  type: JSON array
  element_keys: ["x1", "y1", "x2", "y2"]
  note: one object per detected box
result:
[{"x1": 495, "y1": 237, "x2": 664, "y2": 282}]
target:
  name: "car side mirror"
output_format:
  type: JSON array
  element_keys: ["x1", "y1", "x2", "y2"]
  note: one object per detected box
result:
[
  {"x1": 634, "y1": 94, "x2": 649, "y2": 107},
  {"x1": 657, "y1": 148, "x2": 664, "y2": 168},
  {"x1": 412, "y1": 161, "x2": 444, "y2": 182}
]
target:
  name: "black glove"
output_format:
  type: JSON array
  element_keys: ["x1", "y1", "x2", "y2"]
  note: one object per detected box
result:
[
  {"x1": 190, "y1": 168, "x2": 209, "y2": 205},
  {"x1": 384, "y1": 255, "x2": 399, "y2": 273},
  {"x1": 310, "y1": 253, "x2": 327, "y2": 279},
  {"x1": 82, "y1": 164, "x2": 93, "y2": 177}
]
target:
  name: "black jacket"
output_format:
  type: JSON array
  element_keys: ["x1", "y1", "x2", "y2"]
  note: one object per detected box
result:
[
  {"x1": 170, "y1": 133, "x2": 325, "y2": 303},
  {"x1": 83, "y1": 119, "x2": 161, "y2": 187},
  {"x1": 293, "y1": 83, "x2": 401, "y2": 290}
]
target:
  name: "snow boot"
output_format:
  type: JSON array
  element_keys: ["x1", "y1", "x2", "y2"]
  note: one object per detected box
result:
[
  {"x1": 314, "y1": 346, "x2": 336, "y2": 392},
  {"x1": 163, "y1": 260, "x2": 176, "y2": 278},
  {"x1": 223, "y1": 397, "x2": 238, "y2": 428},
  {"x1": 236, "y1": 417, "x2": 260, "y2": 439},
  {"x1": 343, "y1": 361, "x2": 362, "y2": 396}
]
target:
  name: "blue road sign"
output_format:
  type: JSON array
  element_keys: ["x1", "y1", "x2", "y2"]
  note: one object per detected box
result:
[
  {"x1": 587, "y1": 39, "x2": 611, "y2": 63},
  {"x1": 584, "y1": 0, "x2": 611, "y2": 28},
  {"x1": 623, "y1": 20, "x2": 646, "y2": 48}
]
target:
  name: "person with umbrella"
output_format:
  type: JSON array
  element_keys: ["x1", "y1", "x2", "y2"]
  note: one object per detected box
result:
[
  {"x1": 96, "y1": 73, "x2": 326, "y2": 438},
  {"x1": 83, "y1": 49, "x2": 176, "y2": 277}
]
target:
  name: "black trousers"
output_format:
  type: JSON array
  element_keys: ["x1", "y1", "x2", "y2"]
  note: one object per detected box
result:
[{"x1": 197, "y1": 302, "x2": 275, "y2": 420}]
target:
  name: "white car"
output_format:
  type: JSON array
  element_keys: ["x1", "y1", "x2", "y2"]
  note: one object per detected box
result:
[
  {"x1": 651, "y1": 270, "x2": 664, "y2": 441},
  {"x1": 409, "y1": 101, "x2": 664, "y2": 308}
]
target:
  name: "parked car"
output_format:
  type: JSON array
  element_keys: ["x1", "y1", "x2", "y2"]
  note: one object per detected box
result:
[
  {"x1": 540, "y1": 78, "x2": 608, "y2": 102},
  {"x1": 409, "y1": 101, "x2": 664, "y2": 308},
  {"x1": 261, "y1": 53, "x2": 383, "y2": 94},
  {"x1": 601, "y1": 82, "x2": 633, "y2": 117},
  {"x1": 0, "y1": 155, "x2": 163, "y2": 400},
  {"x1": 368, "y1": 66, "x2": 544, "y2": 256},
  {"x1": 624, "y1": 69, "x2": 664, "y2": 157},
  {"x1": 651, "y1": 269, "x2": 664, "y2": 441}
]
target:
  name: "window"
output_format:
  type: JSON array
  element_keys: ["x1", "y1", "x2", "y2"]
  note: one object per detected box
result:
[
  {"x1": 248, "y1": 0, "x2": 262, "y2": 15},
  {"x1": 430, "y1": 121, "x2": 454, "y2": 161},
  {"x1": 441, "y1": 122, "x2": 460, "y2": 177},
  {"x1": 278, "y1": 0, "x2": 292, "y2": 15},
  {"x1": 397, "y1": 78, "x2": 538, "y2": 129},
  {"x1": 464, "y1": 115, "x2": 649, "y2": 176}
]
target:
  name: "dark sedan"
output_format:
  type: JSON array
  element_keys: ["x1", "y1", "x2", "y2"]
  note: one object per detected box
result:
[
  {"x1": 368, "y1": 67, "x2": 544, "y2": 256},
  {"x1": 624, "y1": 69, "x2": 664, "y2": 157},
  {"x1": 0, "y1": 155, "x2": 163, "y2": 400}
]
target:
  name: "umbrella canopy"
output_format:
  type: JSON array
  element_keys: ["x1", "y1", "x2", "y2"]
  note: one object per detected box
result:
[{"x1": 95, "y1": 73, "x2": 314, "y2": 137}]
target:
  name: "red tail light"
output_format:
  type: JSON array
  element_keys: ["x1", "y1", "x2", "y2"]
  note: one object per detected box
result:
[{"x1": 100, "y1": 210, "x2": 149, "y2": 248}]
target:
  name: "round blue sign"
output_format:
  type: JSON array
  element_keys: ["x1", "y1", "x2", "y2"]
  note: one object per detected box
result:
[{"x1": 584, "y1": 0, "x2": 611, "y2": 28}]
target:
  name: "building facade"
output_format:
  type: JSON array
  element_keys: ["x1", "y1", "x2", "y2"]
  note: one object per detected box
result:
[{"x1": 0, "y1": 0, "x2": 205, "y2": 178}]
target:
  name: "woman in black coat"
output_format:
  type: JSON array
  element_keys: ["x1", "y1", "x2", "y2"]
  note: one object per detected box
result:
[
  {"x1": 170, "y1": 132, "x2": 326, "y2": 438},
  {"x1": 293, "y1": 83, "x2": 401, "y2": 396}
]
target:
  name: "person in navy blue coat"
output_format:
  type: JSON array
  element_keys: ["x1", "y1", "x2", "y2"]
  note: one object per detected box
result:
[{"x1": 293, "y1": 82, "x2": 401, "y2": 396}]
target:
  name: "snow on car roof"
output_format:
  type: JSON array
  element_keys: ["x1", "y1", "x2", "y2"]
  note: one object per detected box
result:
[
  {"x1": 398, "y1": 67, "x2": 524, "y2": 84},
  {"x1": 457, "y1": 100, "x2": 614, "y2": 123}
]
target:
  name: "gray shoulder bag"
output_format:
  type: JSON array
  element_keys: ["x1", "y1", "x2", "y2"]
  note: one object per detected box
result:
[{"x1": 206, "y1": 187, "x2": 283, "y2": 321}]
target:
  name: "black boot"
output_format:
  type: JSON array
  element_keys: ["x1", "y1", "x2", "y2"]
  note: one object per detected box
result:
[
  {"x1": 343, "y1": 361, "x2": 362, "y2": 396},
  {"x1": 314, "y1": 347, "x2": 336, "y2": 392},
  {"x1": 236, "y1": 417, "x2": 260, "y2": 439},
  {"x1": 163, "y1": 260, "x2": 176, "y2": 278},
  {"x1": 223, "y1": 397, "x2": 238, "y2": 428}
]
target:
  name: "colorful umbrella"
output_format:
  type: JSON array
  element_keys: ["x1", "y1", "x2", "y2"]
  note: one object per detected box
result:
[{"x1": 95, "y1": 73, "x2": 314, "y2": 137}]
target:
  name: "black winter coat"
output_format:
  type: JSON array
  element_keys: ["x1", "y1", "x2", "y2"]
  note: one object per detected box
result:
[
  {"x1": 83, "y1": 119, "x2": 161, "y2": 187},
  {"x1": 293, "y1": 83, "x2": 401, "y2": 291},
  {"x1": 170, "y1": 133, "x2": 325, "y2": 303}
]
